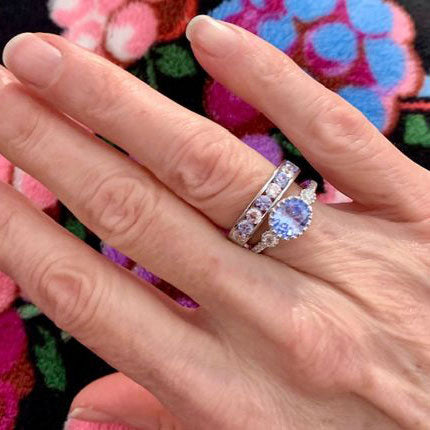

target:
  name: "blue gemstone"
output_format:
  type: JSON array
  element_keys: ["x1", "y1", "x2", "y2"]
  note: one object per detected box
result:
[{"x1": 269, "y1": 198, "x2": 311, "y2": 239}]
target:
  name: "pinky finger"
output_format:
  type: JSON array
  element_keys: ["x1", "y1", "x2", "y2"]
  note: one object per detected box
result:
[{"x1": 0, "y1": 181, "x2": 196, "y2": 388}]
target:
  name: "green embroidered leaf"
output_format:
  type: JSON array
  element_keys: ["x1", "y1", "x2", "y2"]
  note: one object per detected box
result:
[
  {"x1": 404, "y1": 114, "x2": 430, "y2": 148},
  {"x1": 145, "y1": 55, "x2": 158, "y2": 89},
  {"x1": 18, "y1": 304, "x2": 42, "y2": 320},
  {"x1": 35, "y1": 326, "x2": 66, "y2": 392},
  {"x1": 65, "y1": 213, "x2": 86, "y2": 240},
  {"x1": 155, "y1": 45, "x2": 197, "y2": 78},
  {"x1": 272, "y1": 131, "x2": 302, "y2": 156},
  {"x1": 128, "y1": 55, "x2": 158, "y2": 89}
]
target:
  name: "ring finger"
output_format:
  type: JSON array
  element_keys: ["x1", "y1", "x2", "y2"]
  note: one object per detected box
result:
[
  {"x1": 0, "y1": 70, "x2": 307, "y2": 314},
  {"x1": 2, "y1": 32, "x2": 356, "y2": 274}
]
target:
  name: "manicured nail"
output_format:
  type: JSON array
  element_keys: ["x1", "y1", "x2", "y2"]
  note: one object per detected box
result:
[
  {"x1": 2, "y1": 33, "x2": 62, "y2": 88},
  {"x1": 68, "y1": 408, "x2": 118, "y2": 423},
  {"x1": 186, "y1": 15, "x2": 239, "y2": 57},
  {"x1": 65, "y1": 417, "x2": 133, "y2": 430}
]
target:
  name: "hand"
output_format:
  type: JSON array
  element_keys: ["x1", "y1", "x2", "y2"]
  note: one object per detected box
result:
[{"x1": 1, "y1": 16, "x2": 429, "y2": 430}]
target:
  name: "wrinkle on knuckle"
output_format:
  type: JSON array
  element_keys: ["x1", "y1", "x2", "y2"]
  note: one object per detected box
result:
[
  {"x1": 35, "y1": 257, "x2": 105, "y2": 338},
  {"x1": 81, "y1": 173, "x2": 158, "y2": 248},
  {"x1": 252, "y1": 47, "x2": 297, "y2": 91},
  {"x1": 285, "y1": 303, "x2": 361, "y2": 390},
  {"x1": 0, "y1": 85, "x2": 47, "y2": 158},
  {"x1": 70, "y1": 62, "x2": 132, "y2": 122},
  {"x1": 307, "y1": 95, "x2": 377, "y2": 160},
  {"x1": 166, "y1": 125, "x2": 240, "y2": 205}
]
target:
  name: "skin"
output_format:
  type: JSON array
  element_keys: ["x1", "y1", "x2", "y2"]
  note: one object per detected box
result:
[{"x1": 1, "y1": 16, "x2": 430, "y2": 429}]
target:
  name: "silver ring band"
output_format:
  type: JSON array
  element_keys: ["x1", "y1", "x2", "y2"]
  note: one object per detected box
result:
[
  {"x1": 228, "y1": 160, "x2": 300, "y2": 247},
  {"x1": 251, "y1": 180, "x2": 317, "y2": 254}
]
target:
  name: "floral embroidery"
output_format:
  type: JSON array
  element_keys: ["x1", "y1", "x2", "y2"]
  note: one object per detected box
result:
[
  {"x1": 0, "y1": 156, "x2": 58, "y2": 310},
  {"x1": 206, "y1": 0, "x2": 423, "y2": 136},
  {"x1": 101, "y1": 243, "x2": 198, "y2": 308},
  {"x1": 0, "y1": 310, "x2": 34, "y2": 430},
  {"x1": 49, "y1": 0, "x2": 198, "y2": 64}
]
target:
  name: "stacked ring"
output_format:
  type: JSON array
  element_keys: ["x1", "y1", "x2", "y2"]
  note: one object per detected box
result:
[
  {"x1": 228, "y1": 160, "x2": 300, "y2": 247},
  {"x1": 251, "y1": 180, "x2": 317, "y2": 254}
]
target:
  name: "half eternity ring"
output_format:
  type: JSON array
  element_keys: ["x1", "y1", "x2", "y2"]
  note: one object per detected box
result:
[
  {"x1": 251, "y1": 180, "x2": 318, "y2": 254},
  {"x1": 228, "y1": 160, "x2": 300, "y2": 247}
]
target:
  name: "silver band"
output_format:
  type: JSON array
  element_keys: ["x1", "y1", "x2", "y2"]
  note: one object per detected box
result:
[
  {"x1": 251, "y1": 180, "x2": 317, "y2": 254},
  {"x1": 228, "y1": 160, "x2": 300, "y2": 247}
]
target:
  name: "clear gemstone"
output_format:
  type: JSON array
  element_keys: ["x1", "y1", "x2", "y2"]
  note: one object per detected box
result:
[
  {"x1": 246, "y1": 208, "x2": 263, "y2": 225},
  {"x1": 301, "y1": 188, "x2": 316, "y2": 204},
  {"x1": 261, "y1": 231, "x2": 279, "y2": 247},
  {"x1": 266, "y1": 183, "x2": 282, "y2": 199},
  {"x1": 237, "y1": 220, "x2": 254, "y2": 237},
  {"x1": 274, "y1": 171, "x2": 290, "y2": 188},
  {"x1": 255, "y1": 195, "x2": 272, "y2": 211},
  {"x1": 269, "y1": 197, "x2": 312, "y2": 239},
  {"x1": 282, "y1": 161, "x2": 299, "y2": 175}
]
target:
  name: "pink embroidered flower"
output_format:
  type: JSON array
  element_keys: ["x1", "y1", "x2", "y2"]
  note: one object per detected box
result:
[
  {"x1": 0, "y1": 310, "x2": 34, "y2": 430},
  {"x1": 50, "y1": 0, "x2": 198, "y2": 64},
  {"x1": 0, "y1": 155, "x2": 58, "y2": 308}
]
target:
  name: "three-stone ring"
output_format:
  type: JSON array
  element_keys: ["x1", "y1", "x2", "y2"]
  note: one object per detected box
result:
[
  {"x1": 251, "y1": 180, "x2": 317, "y2": 254},
  {"x1": 228, "y1": 160, "x2": 300, "y2": 247}
]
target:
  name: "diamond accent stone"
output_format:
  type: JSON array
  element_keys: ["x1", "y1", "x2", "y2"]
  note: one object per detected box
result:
[
  {"x1": 269, "y1": 197, "x2": 312, "y2": 240},
  {"x1": 255, "y1": 195, "x2": 272, "y2": 211},
  {"x1": 261, "y1": 231, "x2": 279, "y2": 248},
  {"x1": 246, "y1": 208, "x2": 263, "y2": 225},
  {"x1": 274, "y1": 171, "x2": 290, "y2": 188},
  {"x1": 266, "y1": 183, "x2": 282, "y2": 199},
  {"x1": 237, "y1": 220, "x2": 254, "y2": 237},
  {"x1": 281, "y1": 161, "x2": 300, "y2": 175},
  {"x1": 301, "y1": 188, "x2": 317, "y2": 204}
]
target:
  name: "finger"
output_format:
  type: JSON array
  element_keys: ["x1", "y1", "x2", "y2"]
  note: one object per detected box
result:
[
  {"x1": 1, "y1": 33, "x2": 353, "y2": 273},
  {"x1": 186, "y1": 16, "x2": 430, "y2": 222},
  {"x1": 0, "y1": 181, "x2": 200, "y2": 393},
  {"x1": 2, "y1": 32, "x2": 273, "y2": 226},
  {"x1": 0, "y1": 71, "x2": 303, "y2": 309},
  {"x1": 67, "y1": 373, "x2": 178, "y2": 430}
]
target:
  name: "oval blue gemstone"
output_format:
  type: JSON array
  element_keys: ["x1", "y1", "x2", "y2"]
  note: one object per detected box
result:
[{"x1": 269, "y1": 198, "x2": 311, "y2": 239}]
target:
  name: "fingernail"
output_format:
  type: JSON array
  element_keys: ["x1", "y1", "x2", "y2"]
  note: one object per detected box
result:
[
  {"x1": 186, "y1": 15, "x2": 239, "y2": 57},
  {"x1": 2, "y1": 33, "x2": 62, "y2": 88},
  {"x1": 68, "y1": 408, "x2": 118, "y2": 423},
  {"x1": 65, "y1": 417, "x2": 133, "y2": 430}
]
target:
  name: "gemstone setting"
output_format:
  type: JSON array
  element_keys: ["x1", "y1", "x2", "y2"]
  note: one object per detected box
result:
[
  {"x1": 269, "y1": 197, "x2": 312, "y2": 240},
  {"x1": 255, "y1": 195, "x2": 272, "y2": 211},
  {"x1": 274, "y1": 171, "x2": 290, "y2": 188},
  {"x1": 246, "y1": 208, "x2": 263, "y2": 225},
  {"x1": 266, "y1": 183, "x2": 282, "y2": 199},
  {"x1": 237, "y1": 220, "x2": 254, "y2": 237}
]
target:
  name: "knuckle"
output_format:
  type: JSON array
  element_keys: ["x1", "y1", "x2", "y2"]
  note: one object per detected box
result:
[
  {"x1": 81, "y1": 173, "x2": 159, "y2": 248},
  {"x1": 0, "y1": 204, "x2": 18, "y2": 244},
  {"x1": 308, "y1": 95, "x2": 377, "y2": 158},
  {"x1": 166, "y1": 123, "x2": 241, "y2": 205},
  {"x1": 69, "y1": 62, "x2": 135, "y2": 122},
  {"x1": 253, "y1": 45, "x2": 298, "y2": 89},
  {"x1": 0, "y1": 84, "x2": 47, "y2": 157},
  {"x1": 282, "y1": 303, "x2": 360, "y2": 390},
  {"x1": 35, "y1": 256, "x2": 105, "y2": 338}
]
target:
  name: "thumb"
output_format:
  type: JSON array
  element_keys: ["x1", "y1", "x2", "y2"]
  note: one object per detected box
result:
[{"x1": 65, "y1": 372, "x2": 179, "y2": 430}]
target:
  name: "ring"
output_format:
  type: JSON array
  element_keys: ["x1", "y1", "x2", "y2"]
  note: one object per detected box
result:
[
  {"x1": 251, "y1": 180, "x2": 318, "y2": 254},
  {"x1": 228, "y1": 160, "x2": 300, "y2": 247}
]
